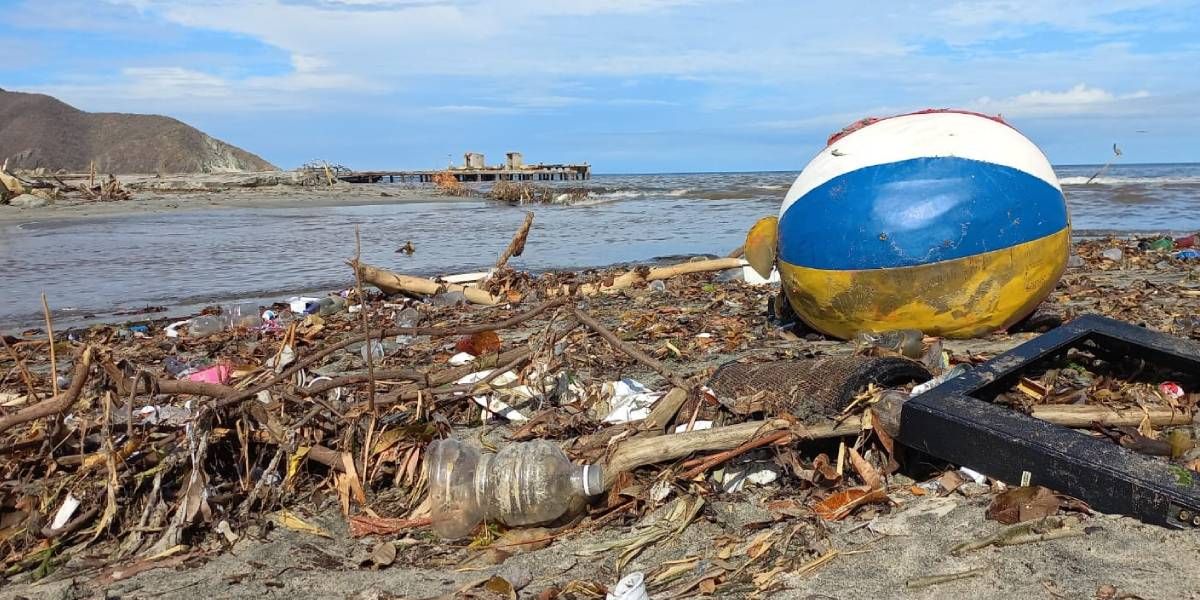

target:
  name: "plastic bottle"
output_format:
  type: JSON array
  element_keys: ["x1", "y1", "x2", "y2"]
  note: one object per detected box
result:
[
  {"x1": 427, "y1": 439, "x2": 604, "y2": 539},
  {"x1": 852, "y1": 329, "x2": 924, "y2": 359},
  {"x1": 394, "y1": 308, "x2": 421, "y2": 344},
  {"x1": 222, "y1": 302, "x2": 263, "y2": 329},
  {"x1": 318, "y1": 296, "x2": 347, "y2": 316},
  {"x1": 1149, "y1": 237, "x2": 1174, "y2": 251},
  {"x1": 188, "y1": 315, "x2": 224, "y2": 337}
]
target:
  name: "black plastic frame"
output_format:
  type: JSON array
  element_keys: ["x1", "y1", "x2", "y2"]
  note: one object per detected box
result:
[{"x1": 900, "y1": 314, "x2": 1200, "y2": 528}]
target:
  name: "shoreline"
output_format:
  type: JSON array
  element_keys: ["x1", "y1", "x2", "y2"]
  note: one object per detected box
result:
[{"x1": 0, "y1": 172, "x2": 476, "y2": 226}]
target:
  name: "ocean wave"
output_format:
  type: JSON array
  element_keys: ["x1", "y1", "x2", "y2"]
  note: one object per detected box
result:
[
  {"x1": 665, "y1": 188, "x2": 691, "y2": 196},
  {"x1": 1060, "y1": 175, "x2": 1200, "y2": 186}
]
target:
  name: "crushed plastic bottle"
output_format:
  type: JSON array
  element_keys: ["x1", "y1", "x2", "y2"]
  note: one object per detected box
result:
[
  {"x1": 394, "y1": 307, "x2": 421, "y2": 344},
  {"x1": 318, "y1": 296, "x2": 348, "y2": 316},
  {"x1": 852, "y1": 329, "x2": 924, "y2": 359},
  {"x1": 427, "y1": 439, "x2": 604, "y2": 539}
]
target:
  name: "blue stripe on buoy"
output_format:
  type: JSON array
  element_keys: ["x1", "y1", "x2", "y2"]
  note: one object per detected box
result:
[{"x1": 777, "y1": 156, "x2": 1068, "y2": 270}]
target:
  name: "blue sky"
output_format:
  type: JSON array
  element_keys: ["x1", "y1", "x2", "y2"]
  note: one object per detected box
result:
[{"x1": 3, "y1": 0, "x2": 1199, "y2": 172}]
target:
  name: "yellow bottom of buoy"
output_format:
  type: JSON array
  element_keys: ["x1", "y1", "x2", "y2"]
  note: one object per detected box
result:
[{"x1": 778, "y1": 228, "x2": 1070, "y2": 339}]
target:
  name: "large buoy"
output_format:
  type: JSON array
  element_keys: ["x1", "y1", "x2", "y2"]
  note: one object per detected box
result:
[{"x1": 746, "y1": 110, "x2": 1070, "y2": 339}]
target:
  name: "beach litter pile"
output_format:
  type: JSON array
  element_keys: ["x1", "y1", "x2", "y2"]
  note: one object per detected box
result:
[{"x1": 2, "y1": 213, "x2": 1200, "y2": 597}]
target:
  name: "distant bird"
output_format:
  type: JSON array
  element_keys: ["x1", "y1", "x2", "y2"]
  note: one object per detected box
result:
[
  {"x1": 396, "y1": 241, "x2": 416, "y2": 255},
  {"x1": 1113, "y1": 144, "x2": 1123, "y2": 156}
]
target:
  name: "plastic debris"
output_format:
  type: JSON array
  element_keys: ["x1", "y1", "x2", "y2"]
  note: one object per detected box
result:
[
  {"x1": 601, "y1": 379, "x2": 665, "y2": 424},
  {"x1": 607, "y1": 572, "x2": 650, "y2": 600},
  {"x1": 455, "y1": 369, "x2": 527, "y2": 422},
  {"x1": 448, "y1": 351, "x2": 476, "y2": 366},
  {"x1": 187, "y1": 363, "x2": 232, "y2": 385}
]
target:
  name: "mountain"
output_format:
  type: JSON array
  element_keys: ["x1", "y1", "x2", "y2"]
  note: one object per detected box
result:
[{"x1": 0, "y1": 88, "x2": 277, "y2": 173}]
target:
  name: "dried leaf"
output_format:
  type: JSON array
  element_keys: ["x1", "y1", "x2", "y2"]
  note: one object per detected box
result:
[
  {"x1": 813, "y1": 486, "x2": 889, "y2": 521},
  {"x1": 986, "y1": 486, "x2": 1061, "y2": 524},
  {"x1": 284, "y1": 446, "x2": 310, "y2": 489},
  {"x1": 744, "y1": 530, "x2": 775, "y2": 560},
  {"x1": 847, "y1": 446, "x2": 881, "y2": 490},
  {"x1": 938, "y1": 470, "x2": 965, "y2": 494},
  {"x1": 811, "y1": 453, "x2": 840, "y2": 482},
  {"x1": 274, "y1": 510, "x2": 332, "y2": 539},
  {"x1": 457, "y1": 331, "x2": 501, "y2": 356},
  {"x1": 484, "y1": 575, "x2": 517, "y2": 600}
]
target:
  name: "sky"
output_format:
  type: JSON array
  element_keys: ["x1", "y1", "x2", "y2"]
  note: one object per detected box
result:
[{"x1": 3, "y1": 0, "x2": 1199, "y2": 172}]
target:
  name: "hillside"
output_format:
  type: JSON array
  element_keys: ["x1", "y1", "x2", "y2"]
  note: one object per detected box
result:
[{"x1": 0, "y1": 89, "x2": 277, "y2": 173}]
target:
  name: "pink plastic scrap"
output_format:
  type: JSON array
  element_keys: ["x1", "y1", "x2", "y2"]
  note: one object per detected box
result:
[{"x1": 187, "y1": 364, "x2": 232, "y2": 385}]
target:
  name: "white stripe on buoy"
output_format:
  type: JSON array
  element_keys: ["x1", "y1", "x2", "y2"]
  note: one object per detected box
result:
[{"x1": 780, "y1": 112, "x2": 1060, "y2": 217}]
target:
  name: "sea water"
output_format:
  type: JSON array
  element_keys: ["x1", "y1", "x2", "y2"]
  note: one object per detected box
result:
[{"x1": 1, "y1": 164, "x2": 1197, "y2": 330}]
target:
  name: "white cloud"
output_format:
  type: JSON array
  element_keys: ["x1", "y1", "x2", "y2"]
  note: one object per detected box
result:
[{"x1": 973, "y1": 84, "x2": 1154, "y2": 117}]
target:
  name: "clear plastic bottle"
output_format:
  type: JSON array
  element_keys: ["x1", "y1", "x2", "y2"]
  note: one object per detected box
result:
[
  {"x1": 427, "y1": 439, "x2": 603, "y2": 539},
  {"x1": 318, "y1": 296, "x2": 347, "y2": 316},
  {"x1": 222, "y1": 302, "x2": 263, "y2": 330},
  {"x1": 852, "y1": 329, "x2": 924, "y2": 359},
  {"x1": 188, "y1": 315, "x2": 224, "y2": 337},
  {"x1": 394, "y1": 308, "x2": 421, "y2": 345}
]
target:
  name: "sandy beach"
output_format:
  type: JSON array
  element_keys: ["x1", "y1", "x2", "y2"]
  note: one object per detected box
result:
[
  {"x1": 2, "y1": 229, "x2": 1199, "y2": 599},
  {"x1": 0, "y1": 172, "x2": 461, "y2": 225}
]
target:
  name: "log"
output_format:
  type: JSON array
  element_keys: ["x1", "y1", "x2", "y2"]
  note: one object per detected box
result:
[{"x1": 352, "y1": 261, "x2": 502, "y2": 305}]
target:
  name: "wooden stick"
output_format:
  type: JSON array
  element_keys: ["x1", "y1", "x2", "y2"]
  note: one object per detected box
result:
[
  {"x1": 676, "y1": 429, "x2": 791, "y2": 480},
  {"x1": 353, "y1": 261, "x2": 502, "y2": 305},
  {"x1": 1, "y1": 336, "x2": 40, "y2": 401},
  {"x1": 872, "y1": 393, "x2": 1193, "y2": 438},
  {"x1": 354, "y1": 225, "x2": 377, "y2": 415},
  {"x1": 572, "y1": 308, "x2": 688, "y2": 389},
  {"x1": 42, "y1": 293, "x2": 59, "y2": 397},
  {"x1": 639, "y1": 387, "x2": 690, "y2": 434},
  {"x1": 603, "y1": 419, "x2": 790, "y2": 488},
  {"x1": 575, "y1": 257, "x2": 744, "y2": 296},
  {"x1": 0, "y1": 346, "x2": 93, "y2": 435},
  {"x1": 493, "y1": 211, "x2": 534, "y2": 272}
]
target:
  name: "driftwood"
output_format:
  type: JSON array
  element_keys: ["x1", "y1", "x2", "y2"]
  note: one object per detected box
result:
[
  {"x1": 352, "y1": 260, "x2": 503, "y2": 305},
  {"x1": 353, "y1": 256, "x2": 743, "y2": 305},
  {"x1": 493, "y1": 211, "x2": 534, "y2": 272},
  {"x1": 0, "y1": 346, "x2": 94, "y2": 435},
  {"x1": 599, "y1": 400, "x2": 1193, "y2": 490},
  {"x1": 576, "y1": 257, "x2": 744, "y2": 295}
]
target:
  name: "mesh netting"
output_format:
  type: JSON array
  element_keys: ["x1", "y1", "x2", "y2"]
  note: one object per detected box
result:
[{"x1": 706, "y1": 356, "x2": 930, "y2": 423}]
